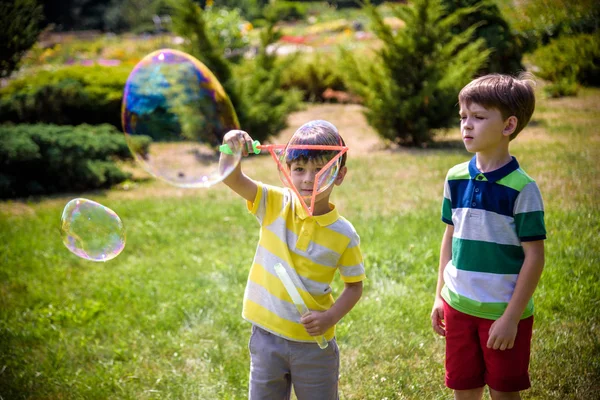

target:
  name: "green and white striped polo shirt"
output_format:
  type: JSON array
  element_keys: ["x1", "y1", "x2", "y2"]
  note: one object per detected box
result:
[{"x1": 441, "y1": 156, "x2": 546, "y2": 320}]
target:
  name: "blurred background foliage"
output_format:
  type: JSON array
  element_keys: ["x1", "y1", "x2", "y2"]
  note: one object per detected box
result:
[
  {"x1": 0, "y1": 0, "x2": 599, "y2": 197},
  {"x1": 0, "y1": 0, "x2": 44, "y2": 78},
  {"x1": 341, "y1": 0, "x2": 491, "y2": 146}
]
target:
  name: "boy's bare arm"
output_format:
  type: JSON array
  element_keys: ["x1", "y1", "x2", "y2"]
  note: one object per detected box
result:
[
  {"x1": 222, "y1": 162, "x2": 258, "y2": 202},
  {"x1": 221, "y1": 130, "x2": 258, "y2": 202},
  {"x1": 487, "y1": 240, "x2": 545, "y2": 350},
  {"x1": 431, "y1": 224, "x2": 454, "y2": 336},
  {"x1": 301, "y1": 281, "x2": 363, "y2": 336}
]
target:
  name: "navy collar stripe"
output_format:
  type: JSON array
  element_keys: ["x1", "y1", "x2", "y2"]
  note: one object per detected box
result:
[{"x1": 468, "y1": 156, "x2": 520, "y2": 183}]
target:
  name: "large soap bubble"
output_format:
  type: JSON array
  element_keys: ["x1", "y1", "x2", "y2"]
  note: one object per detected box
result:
[
  {"x1": 60, "y1": 198, "x2": 126, "y2": 262},
  {"x1": 122, "y1": 49, "x2": 241, "y2": 188}
]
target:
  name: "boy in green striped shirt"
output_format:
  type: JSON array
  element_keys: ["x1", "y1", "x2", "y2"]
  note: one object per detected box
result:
[{"x1": 430, "y1": 73, "x2": 546, "y2": 399}]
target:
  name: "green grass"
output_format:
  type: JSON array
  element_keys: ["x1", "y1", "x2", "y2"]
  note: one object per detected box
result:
[{"x1": 1, "y1": 89, "x2": 599, "y2": 399}]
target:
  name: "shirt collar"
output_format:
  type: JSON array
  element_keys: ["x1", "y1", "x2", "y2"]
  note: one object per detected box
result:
[
  {"x1": 468, "y1": 156, "x2": 519, "y2": 183},
  {"x1": 294, "y1": 196, "x2": 339, "y2": 226}
]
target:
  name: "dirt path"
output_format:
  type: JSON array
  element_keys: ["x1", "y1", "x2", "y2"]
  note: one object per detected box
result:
[
  {"x1": 274, "y1": 103, "x2": 385, "y2": 154},
  {"x1": 0, "y1": 104, "x2": 387, "y2": 212}
]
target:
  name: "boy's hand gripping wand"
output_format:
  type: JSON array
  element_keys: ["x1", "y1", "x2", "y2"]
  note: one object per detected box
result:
[{"x1": 274, "y1": 263, "x2": 329, "y2": 349}]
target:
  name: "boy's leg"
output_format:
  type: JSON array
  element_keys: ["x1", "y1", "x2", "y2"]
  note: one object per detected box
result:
[
  {"x1": 248, "y1": 326, "x2": 292, "y2": 400},
  {"x1": 288, "y1": 338, "x2": 339, "y2": 400},
  {"x1": 454, "y1": 388, "x2": 485, "y2": 400},
  {"x1": 478, "y1": 315, "x2": 534, "y2": 394},
  {"x1": 489, "y1": 389, "x2": 521, "y2": 400},
  {"x1": 443, "y1": 301, "x2": 486, "y2": 393}
]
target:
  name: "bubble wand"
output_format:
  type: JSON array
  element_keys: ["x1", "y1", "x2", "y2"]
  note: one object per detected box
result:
[
  {"x1": 220, "y1": 142, "x2": 348, "y2": 216},
  {"x1": 273, "y1": 263, "x2": 328, "y2": 349}
]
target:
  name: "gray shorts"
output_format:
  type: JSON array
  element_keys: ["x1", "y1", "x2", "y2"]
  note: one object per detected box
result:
[{"x1": 248, "y1": 325, "x2": 340, "y2": 400}]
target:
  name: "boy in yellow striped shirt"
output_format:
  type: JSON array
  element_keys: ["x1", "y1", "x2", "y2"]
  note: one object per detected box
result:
[{"x1": 222, "y1": 120, "x2": 365, "y2": 400}]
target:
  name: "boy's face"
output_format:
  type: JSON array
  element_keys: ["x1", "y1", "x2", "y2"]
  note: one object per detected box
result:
[
  {"x1": 289, "y1": 158, "x2": 346, "y2": 209},
  {"x1": 459, "y1": 102, "x2": 514, "y2": 154}
]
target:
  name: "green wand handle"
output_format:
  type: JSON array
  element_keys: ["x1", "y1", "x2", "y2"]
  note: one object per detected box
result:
[{"x1": 219, "y1": 140, "x2": 261, "y2": 155}]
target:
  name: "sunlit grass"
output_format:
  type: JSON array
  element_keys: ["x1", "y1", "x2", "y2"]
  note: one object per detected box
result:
[{"x1": 1, "y1": 89, "x2": 599, "y2": 399}]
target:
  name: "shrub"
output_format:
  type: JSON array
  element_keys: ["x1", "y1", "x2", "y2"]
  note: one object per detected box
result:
[
  {"x1": 531, "y1": 33, "x2": 600, "y2": 88},
  {"x1": 441, "y1": 0, "x2": 524, "y2": 75},
  {"x1": 264, "y1": 1, "x2": 307, "y2": 22},
  {"x1": 231, "y1": 18, "x2": 304, "y2": 139},
  {"x1": 0, "y1": 124, "x2": 150, "y2": 198},
  {"x1": 279, "y1": 54, "x2": 347, "y2": 102},
  {"x1": 341, "y1": 0, "x2": 489, "y2": 146},
  {"x1": 0, "y1": 65, "x2": 130, "y2": 128},
  {"x1": 0, "y1": 0, "x2": 44, "y2": 78},
  {"x1": 170, "y1": 0, "x2": 302, "y2": 143},
  {"x1": 497, "y1": 0, "x2": 600, "y2": 53},
  {"x1": 542, "y1": 78, "x2": 579, "y2": 98},
  {"x1": 204, "y1": 7, "x2": 251, "y2": 62}
]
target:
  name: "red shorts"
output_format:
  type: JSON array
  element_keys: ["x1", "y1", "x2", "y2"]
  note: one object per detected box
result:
[{"x1": 443, "y1": 300, "x2": 533, "y2": 392}]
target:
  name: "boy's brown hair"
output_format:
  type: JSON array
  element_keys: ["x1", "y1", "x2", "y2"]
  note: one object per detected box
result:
[
  {"x1": 459, "y1": 73, "x2": 536, "y2": 140},
  {"x1": 285, "y1": 120, "x2": 347, "y2": 168}
]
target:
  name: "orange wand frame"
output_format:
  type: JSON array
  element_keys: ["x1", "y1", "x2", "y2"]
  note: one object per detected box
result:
[{"x1": 220, "y1": 141, "x2": 348, "y2": 216}]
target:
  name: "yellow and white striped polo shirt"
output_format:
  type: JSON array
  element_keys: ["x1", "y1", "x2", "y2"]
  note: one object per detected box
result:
[{"x1": 242, "y1": 182, "x2": 365, "y2": 342}]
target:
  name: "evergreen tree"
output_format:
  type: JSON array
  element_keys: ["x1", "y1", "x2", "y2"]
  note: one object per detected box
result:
[
  {"x1": 231, "y1": 7, "x2": 303, "y2": 140},
  {"x1": 342, "y1": 0, "x2": 490, "y2": 146},
  {"x1": 169, "y1": 0, "x2": 232, "y2": 85},
  {"x1": 441, "y1": 0, "x2": 524, "y2": 75},
  {"x1": 0, "y1": 0, "x2": 44, "y2": 78},
  {"x1": 168, "y1": 0, "x2": 301, "y2": 142}
]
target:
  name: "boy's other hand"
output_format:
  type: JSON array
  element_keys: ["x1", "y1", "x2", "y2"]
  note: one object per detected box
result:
[
  {"x1": 301, "y1": 311, "x2": 334, "y2": 336},
  {"x1": 223, "y1": 130, "x2": 254, "y2": 157},
  {"x1": 431, "y1": 297, "x2": 446, "y2": 336},
  {"x1": 487, "y1": 315, "x2": 518, "y2": 350}
]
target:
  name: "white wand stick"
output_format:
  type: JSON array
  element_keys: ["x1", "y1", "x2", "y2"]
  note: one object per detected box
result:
[{"x1": 274, "y1": 263, "x2": 328, "y2": 349}]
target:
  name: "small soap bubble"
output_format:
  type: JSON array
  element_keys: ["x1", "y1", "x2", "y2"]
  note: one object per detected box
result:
[
  {"x1": 122, "y1": 49, "x2": 241, "y2": 188},
  {"x1": 60, "y1": 198, "x2": 126, "y2": 262}
]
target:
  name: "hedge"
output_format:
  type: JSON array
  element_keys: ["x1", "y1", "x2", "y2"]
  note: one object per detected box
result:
[
  {"x1": 0, "y1": 124, "x2": 150, "y2": 198},
  {"x1": 0, "y1": 65, "x2": 130, "y2": 128}
]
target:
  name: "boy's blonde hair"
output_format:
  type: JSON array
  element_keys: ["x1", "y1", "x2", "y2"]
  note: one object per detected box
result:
[
  {"x1": 285, "y1": 120, "x2": 347, "y2": 168},
  {"x1": 459, "y1": 73, "x2": 536, "y2": 140}
]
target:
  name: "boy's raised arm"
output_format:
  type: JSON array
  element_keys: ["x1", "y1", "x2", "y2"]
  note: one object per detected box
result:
[{"x1": 221, "y1": 130, "x2": 258, "y2": 202}]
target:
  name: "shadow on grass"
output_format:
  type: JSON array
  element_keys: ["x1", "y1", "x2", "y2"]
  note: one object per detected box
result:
[
  {"x1": 423, "y1": 139, "x2": 468, "y2": 151},
  {"x1": 0, "y1": 176, "x2": 156, "y2": 206},
  {"x1": 385, "y1": 139, "x2": 469, "y2": 155}
]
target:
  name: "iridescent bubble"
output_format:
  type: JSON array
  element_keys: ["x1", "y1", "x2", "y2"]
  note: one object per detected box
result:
[
  {"x1": 60, "y1": 198, "x2": 126, "y2": 262},
  {"x1": 122, "y1": 49, "x2": 241, "y2": 188}
]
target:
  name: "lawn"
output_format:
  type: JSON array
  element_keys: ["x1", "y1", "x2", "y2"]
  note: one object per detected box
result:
[{"x1": 1, "y1": 88, "x2": 599, "y2": 399}]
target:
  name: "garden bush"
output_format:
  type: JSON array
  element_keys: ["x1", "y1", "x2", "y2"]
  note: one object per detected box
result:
[
  {"x1": 531, "y1": 33, "x2": 600, "y2": 88},
  {"x1": 264, "y1": 1, "x2": 308, "y2": 22},
  {"x1": 279, "y1": 54, "x2": 347, "y2": 102},
  {"x1": 0, "y1": 65, "x2": 130, "y2": 128},
  {"x1": 0, "y1": 124, "x2": 150, "y2": 198},
  {"x1": 341, "y1": 0, "x2": 489, "y2": 146},
  {"x1": 497, "y1": 0, "x2": 600, "y2": 53},
  {"x1": 170, "y1": 0, "x2": 302, "y2": 143},
  {"x1": 441, "y1": 0, "x2": 524, "y2": 75},
  {"x1": 541, "y1": 78, "x2": 579, "y2": 99},
  {"x1": 0, "y1": 0, "x2": 44, "y2": 78}
]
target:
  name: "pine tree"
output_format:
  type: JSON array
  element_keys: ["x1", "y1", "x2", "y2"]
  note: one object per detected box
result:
[
  {"x1": 342, "y1": 0, "x2": 490, "y2": 146},
  {"x1": 168, "y1": 0, "x2": 301, "y2": 142},
  {"x1": 230, "y1": 5, "x2": 303, "y2": 139},
  {"x1": 0, "y1": 0, "x2": 44, "y2": 78},
  {"x1": 441, "y1": 0, "x2": 524, "y2": 75}
]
